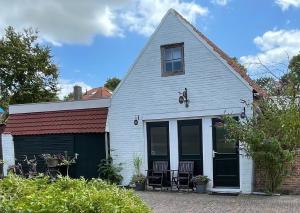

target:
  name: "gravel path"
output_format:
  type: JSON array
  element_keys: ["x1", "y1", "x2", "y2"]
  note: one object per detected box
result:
[{"x1": 137, "y1": 191, "x2": 300, "y2": 213}]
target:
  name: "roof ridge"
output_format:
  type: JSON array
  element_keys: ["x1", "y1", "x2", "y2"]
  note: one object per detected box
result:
[{"x1": 171, "y1": 9, "x2": 266, "y2": 96}]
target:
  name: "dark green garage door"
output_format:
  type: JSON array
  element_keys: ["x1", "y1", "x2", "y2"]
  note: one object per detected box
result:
[{"x1": 14, "y1": 133, "x2": 106, "y2": 179}]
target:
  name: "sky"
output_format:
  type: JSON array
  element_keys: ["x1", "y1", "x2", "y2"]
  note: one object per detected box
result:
[{"x1": 0, "y1": 0, "x2": 300, "y2": 99}]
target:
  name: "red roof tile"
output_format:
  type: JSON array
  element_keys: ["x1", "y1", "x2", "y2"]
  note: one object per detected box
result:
[
  {"x1": 173, "y1": 10, "x2": 266, "y2": 96},
  {"x1": 5, "y1": 108, "x2": 108, "y2": 136},
  {"x1": 82, "y1": 87, "x2": 112, "y2": 100}
]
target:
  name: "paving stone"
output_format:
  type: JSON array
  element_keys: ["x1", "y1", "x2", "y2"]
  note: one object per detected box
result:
[{"x1": 137, "y1": 191, "x2": 300, "y2": 213}]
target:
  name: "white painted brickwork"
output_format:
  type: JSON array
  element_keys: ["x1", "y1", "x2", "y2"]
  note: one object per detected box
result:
[
  {"x1": 1, "y1": 134, "x2": 14, "y2": 176},
  {"x1": 108, "y1": 10, "x2": 254, "y2": 193}
]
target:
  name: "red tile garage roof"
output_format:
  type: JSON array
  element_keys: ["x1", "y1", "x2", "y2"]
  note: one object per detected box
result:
[{"x1": 5, "y1": 108, "x2": 108, "y2": 136}]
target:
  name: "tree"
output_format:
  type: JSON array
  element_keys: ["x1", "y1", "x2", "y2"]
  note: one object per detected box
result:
[
  {"x1": 104, "y1": 77, "x2": 121, "y2": 91},
  {"x1": 255, "y1": 77, "x2": 278, "y2": 95},
  {"x1": 0, "y1": 26, "x2": 59, "y2": 114},
  {"x1": 281, "y1": 53, "x2": 300, "y2": 97},
  {"x1": 63, "y1": 92, "x2": 74, "y2": 101}
]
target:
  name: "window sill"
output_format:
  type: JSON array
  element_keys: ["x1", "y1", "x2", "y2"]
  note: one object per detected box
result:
[{"x1": 161, "y1": 71, "x2": 185, "y2": 77}]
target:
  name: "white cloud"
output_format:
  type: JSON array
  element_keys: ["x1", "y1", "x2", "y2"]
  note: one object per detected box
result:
[
  {"x1": 240, "y1": 29, "x2": 300, "y2": 75},
  {"x1": 0, "y1": 0, "x2": 208, "y2": 44},
  {"x1": 121, "y1": 0, "x2": 208, "y2": 36},
  {"x1": 0, "y1": 0, "x2": 125, "y2": 45},
  {"x1": 58, "y1": 79, "x2": 92, "y2": 100},
  {"x1": 275, "y1": 0, "x2": 300, "y2": 10},
  {"x1": 211, "y1": 0, "x2": 230, "y2": 6}
]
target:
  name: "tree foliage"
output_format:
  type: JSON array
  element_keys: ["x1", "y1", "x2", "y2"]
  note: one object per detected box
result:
[
  {"x1": 104, "y1": 77, "x2": 121, "y2": 91},
  {"x1": 63, "y1": 92, "x2": 74, "y2": 101},
  {"x1": 224, "y1": 54, "x2": 300, "y2": 193},
  {"x1": 0, "y1": 26, "x2": 59, "y2": 114},
  {"x1": 255, "y1": 77, "x2": 278, "y2": 95},
  {"x1": 255, "y1": 53, "x2": 300, "y2": 97}
]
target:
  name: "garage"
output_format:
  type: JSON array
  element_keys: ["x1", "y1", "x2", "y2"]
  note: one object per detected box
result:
[
  {"x1": 4, "y1": 100, "x2": 109, "y2": 179},
  {"x1": 14, "y1": 133, "x2": 105, "y2": 178}
]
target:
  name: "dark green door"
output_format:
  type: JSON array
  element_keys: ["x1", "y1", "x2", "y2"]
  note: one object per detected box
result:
[
  {"x1": 147, "y1": 122, "x2": 170, "y2": 171},
  {"x1": 178, "y1": 119, "x2": 203, "y2": 175},
  {"x1": 212, "y1": 118, "x2": 239, "y2": 187},
  {"x1": 74, "y1": 134, "x2": 106, "y2": 179}
]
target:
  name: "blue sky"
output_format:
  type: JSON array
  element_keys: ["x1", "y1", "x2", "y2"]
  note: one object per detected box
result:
[{"x1": 1, "y1": 0, "x2": 300, "y2": 98}]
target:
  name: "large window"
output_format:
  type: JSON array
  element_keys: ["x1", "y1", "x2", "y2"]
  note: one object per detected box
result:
[{"x1": 161, "y1": 43, "x2": 184, "y2": 76}]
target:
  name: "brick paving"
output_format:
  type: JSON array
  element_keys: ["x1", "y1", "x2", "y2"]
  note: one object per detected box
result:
[{"x1": 137, "y1": 191, "x2": 300, "y2": 213}]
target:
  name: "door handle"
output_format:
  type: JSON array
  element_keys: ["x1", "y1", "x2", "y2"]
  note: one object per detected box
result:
[{"x1": 212, "y1": 150, "x2": 218, "y2": 158}]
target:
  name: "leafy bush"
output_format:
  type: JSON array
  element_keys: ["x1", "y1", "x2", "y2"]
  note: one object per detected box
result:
[
  {"x1": 191, "y1": 175, "x2": 210, "y2": 185},
  {"x1": 98, "y1": 156, "x2": 123, "y2": 185},
  {"x1": 224, "y1": 97, "x2": 300, "y2": 193},
  {"x1": 0, "y1": 175, "x2": 150, "y2": 213}
]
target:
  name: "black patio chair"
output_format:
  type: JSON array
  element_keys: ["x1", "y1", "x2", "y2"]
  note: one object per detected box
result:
[
  {"x1": 174, "y1": 161, "x2": 194, "y2": 191},
  {"x1": 146, "y1": 161, "x2": 169, "y2": 190}
]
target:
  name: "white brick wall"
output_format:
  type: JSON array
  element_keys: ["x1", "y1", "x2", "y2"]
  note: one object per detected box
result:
[
  {"x1": 240, "y1": 147, "x2": 254, "y2": 193},
  {"x1": 1, "y1": 134, "x2": 15, "y2": 176},
  {"x1": 108, "y1": 10, "x2": 254, "y2": 192}
]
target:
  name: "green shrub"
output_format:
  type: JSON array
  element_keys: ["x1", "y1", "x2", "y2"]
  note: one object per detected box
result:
[
  {"x1": 0, "y1": 175, "x2": 150, "y2": 213},
  {"x1": 98, "y1": 156, "x2": 123, "y2": 185},
  {"x1": 224, "y1": 97, "x2": 300, "y2": 193}
]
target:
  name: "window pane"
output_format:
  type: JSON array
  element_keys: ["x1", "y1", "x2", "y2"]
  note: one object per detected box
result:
[
  {"x1": 165, "y1": 62, "x2": 173, "y2": 72},
  {"x1": 215, "y1": 127, "x2": 236, "y2": 153},
  {"x1": 164, "y1": 49, "x2": 172, "y2": 60},
  {"x1": 173, "y1": 60, "x2": 182, "y2": 71},
  {"x1": 151, "y1": 127, "x2": 168, "y2": 156},
  {"x1": 172, "y1": 47, "x2": 182, "y2": 59},
  {"x1": 181, "y1": 125, "x2": 200, "y2": 155}
]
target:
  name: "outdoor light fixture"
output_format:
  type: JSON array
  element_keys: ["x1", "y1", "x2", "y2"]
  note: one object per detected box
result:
[
  {"x1": 134, "y1": 115, "x2": 139, "y2": 125},
  {"x1": 178, "y1": 88, "x2": 189, "y2": 108},
  {"x1": 240, "y1": 99, "x2": 248, "y2": 119}
]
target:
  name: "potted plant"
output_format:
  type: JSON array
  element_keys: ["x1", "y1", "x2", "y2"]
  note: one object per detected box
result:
[
  {"x1": 191, "y1": 175, "x2": 210, "y2": 193},
  {"x1": 57, "y1": 151, "x2": 79, "y2": 177},
  {"x1": 98, "y1": 153, "x2": 123, "y2": 185},
  {"x1": 131, "y1": 155, "x2": 146, "y2": 191},
  {"x1": 131, "y1": 174, "x2": 146, "y2": 191}
]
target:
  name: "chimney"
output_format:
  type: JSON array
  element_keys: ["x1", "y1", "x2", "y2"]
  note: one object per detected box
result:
[{"x1": 73, "y1": 85, "x2": 82, "y2": 101}]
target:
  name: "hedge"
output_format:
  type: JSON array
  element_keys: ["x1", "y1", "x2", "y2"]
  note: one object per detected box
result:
[{"x1": 0, "y1": 175, "x2": 151, "y2": 213}]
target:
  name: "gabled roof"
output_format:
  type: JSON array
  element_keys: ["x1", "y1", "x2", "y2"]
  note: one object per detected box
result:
[
  {"x1": 113, "y1": 9, "x2": 265, "y2": 97},
  {"x1": 82, "y1": 87, "x2": 112, "y2": 100},
  {"x1": 172, "y1": 9, "x2": 265, "y2": 96},
  {"x1": 5, "y1": 108, "x2": 108, "y2": 136}
]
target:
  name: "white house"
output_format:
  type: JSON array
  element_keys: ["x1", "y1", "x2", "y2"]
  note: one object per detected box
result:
[{"x1": 108, "y1": 9, "x2": 264, "y2": 193}]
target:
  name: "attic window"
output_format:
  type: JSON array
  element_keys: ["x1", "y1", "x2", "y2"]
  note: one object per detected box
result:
[{"x1": 161, "y1": 43, "x2": 184, "y2": 76}]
